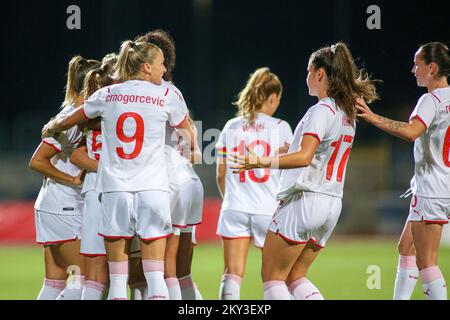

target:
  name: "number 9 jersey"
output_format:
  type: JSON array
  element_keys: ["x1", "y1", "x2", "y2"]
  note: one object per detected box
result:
[
  {"x1": 216, "y1": 113, "x2": 293, "y2": 216},
  {"x1": 276, "y1": 97, "x2": 356, "y2": 201},
  {"x1": 82, "y1": 80, "x2": 188, "y2": 193}
]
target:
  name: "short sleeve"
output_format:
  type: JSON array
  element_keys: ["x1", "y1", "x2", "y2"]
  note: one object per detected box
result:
[
  {"x1": 301, "y1": 106, "x2": 332, "y2": 143},
  {"x1": 409, "y1": 93, "x2": 437, "y2": 129},
  {"x1": 42, "y1": 137, "x2": 62, "y2": 153},
  {"x1": 83, "y1": 88, "x2": 107, "y2": 120},
  {"x1": 166, "y1": 89, "x2": 188, "y2": 128}
]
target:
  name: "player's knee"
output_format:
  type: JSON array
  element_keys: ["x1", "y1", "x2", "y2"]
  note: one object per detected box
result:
[{"x1": 397, "y1": 240, "x2": 415, "y2": 256}]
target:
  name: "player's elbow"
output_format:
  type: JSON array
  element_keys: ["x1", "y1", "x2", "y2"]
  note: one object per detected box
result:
[{"x1": 29, "y1": 156, "x2": 44, "y2": 173}]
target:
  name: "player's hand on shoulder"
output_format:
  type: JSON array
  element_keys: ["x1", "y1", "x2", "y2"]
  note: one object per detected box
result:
[{"x1": 355, "y1": 97, "x2": 376, "y2": 122}]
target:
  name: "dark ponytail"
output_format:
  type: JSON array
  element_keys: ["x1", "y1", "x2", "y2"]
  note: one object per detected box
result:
[
  {"x1": 419, "y1": 42, "x2": 450, "y2": 79},
  {"x1": 310, "y1": 42, "x2": 379, "y2": 123}
]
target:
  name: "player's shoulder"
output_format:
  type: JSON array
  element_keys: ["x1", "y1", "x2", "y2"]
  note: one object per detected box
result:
[
  {"x1": 222, "y1": 116, "x2": 244, "y2": 130},
  {"x1": 429, "y1": 87, "x2": 450, "y2": 104},
  {"x1": 309, "y1": 98, "x2": 338, "y2": 117}
]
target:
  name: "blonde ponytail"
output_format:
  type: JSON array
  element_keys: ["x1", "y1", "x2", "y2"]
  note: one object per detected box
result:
[
  {"x1": 63, "y1": 55, "x2": 101, "y2": 106},
  {"x1": 233, "y1": 67, "x2": 282, "y2": 124}
]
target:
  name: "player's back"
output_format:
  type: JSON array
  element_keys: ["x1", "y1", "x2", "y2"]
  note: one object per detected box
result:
[
  {"x1": 277, "y1": 98, "x2": 356, "y2": 201},
  {"x1": 84, "y1": 79, "x2": 187, "y2": 193},
  {"x1": 218, "y1": 113, "x2": 293, "y2": 215}
]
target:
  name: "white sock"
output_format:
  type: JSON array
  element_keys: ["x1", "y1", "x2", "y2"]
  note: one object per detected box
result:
[
  {"x1": 421, "y1": 266, "x2": 447, "y2": 300},
  {"x1": 107, "y1": 261, "x2": 129, "y2": 300},
  {"x1": 57, "y1": 275, "x2": 84, "y2": 300},
  {"x1": 81, "y1": 280, "x2": 106, "y2": 300},
  {"x1": 194, "y1": 283, "x2": 203, "y2": 300},
  {"x1": 263, "y1": 281, "x2": 291, "y2": 300},
  {"x1": 179, "y1": 274, "x2": 196, "y2": 300},
  {"x1": 219, "y1": 273, "x2": 242, "y2": 300},
  {"x1": 37, "y1": 278, "x2": 66, "y2": 300},
  {"x1": 393, "y1": 255, "x2": 418, "y2": 300},
  {"x1": 288, "y1": 277, "x2": 324, "y2": 300},
  {"x1": 142, "y1": 259, "x2": 169, "y2": 300},
  {"x1": 130, "y1": 281, "x2": 147, "y2": 300},
  {"x1": 165, "y1": 277, "x2": 182, "y2": 300}
]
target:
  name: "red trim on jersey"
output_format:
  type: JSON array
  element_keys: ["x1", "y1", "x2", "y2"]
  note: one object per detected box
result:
[
  {"x1": 413, "y1": 115, "x2": 428, "y2": 129},
  {"x1": 98, "y1": 233, "x2": 134, "y2": 240},
  {"x1": 170, "y1": 113, "x2": 188, "y2": 128},
  {"x1": 140, "y1": 233, "x2": 174, "y2": 241},
  {"x1": 37, "y1": 237, "x2": 77, "y2": 245},
  {"x1": 319, "y1": 103, "x2": 336, "y2": 115},
  {"x1": 172, "y1": 224, "x2": 188, "y2": 229},
  {"x1": 220, "y1": 235, "x2": 252, "y2": 240},
  {"x1": 303, "y1": 132, "x2": 321, "y2": 143},
  {"x1": 430, "y1": 92, "x2": 441, "y2": 103},
  {"x1": 81, "y1": 106, "x2": 90, "y2": 119},
  {"x1": 187, "y1": 221, "x2": 202, "y2": 226},
  {"x1": 42, "y1": 140, "x2": 61, "y2": 153},
  {"x1": 164, "y1": 87, "x2": 169, "y2": 96},
  {"x1": 80, "y1": 253, "x2": 107, "y2": 257},
  {"x1": 423, "y1": 220, "x2": 449, "y2": 225},
  {"x1": 277, "y1": 232, "x2": 307, "y2": 245}
]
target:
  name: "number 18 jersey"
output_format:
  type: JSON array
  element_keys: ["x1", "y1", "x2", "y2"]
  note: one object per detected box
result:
[
  {"x1": 83, "y1": 80, "x2": 188, "y2": 193},
  {"x1": 277, "y1": 97, "x2": 356, "y2": 201},
  {"x1": 216, "y1": 113, "x2": 293, "y2": 215}
]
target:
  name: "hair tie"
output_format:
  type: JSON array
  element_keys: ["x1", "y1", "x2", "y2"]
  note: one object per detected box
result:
[{"x1": 330, "y1": 45, "x2": 336, "y2": 54}]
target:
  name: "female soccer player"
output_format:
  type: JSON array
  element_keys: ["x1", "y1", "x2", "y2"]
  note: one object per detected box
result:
[
  {"x1": 216, "y1": 67, "x2": 293, "y2": 299},
  {"x1": 231, "y1": 43, "x2": 378, "y2": 300},
  {"x1": 43, "y1": 40, "x2": 196, "y2": 300},
  {"x1": 356, "y1": 42, "x2": 450, "y2": 300},
  {"x1": 30, "y1": 55, "x2": 100, "y2": 300},
  {"x1": 70, "y1": 54, "x2": 117, "y2": 299},
  {"x1": 128, "y1": 30, "x2": 204, "y2": 300}
]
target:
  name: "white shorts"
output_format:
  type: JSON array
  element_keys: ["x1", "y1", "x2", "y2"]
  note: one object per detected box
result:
[
  {"x1": 99, "y1": 190, "x2": 173, "y2": 241},
  {"x1": 217, "y1": 210, "x2": 272, "y2": 248},
  {"x1": 80, "y1": 191, "x2": 106, "y2": 256},
  {"x1": 35, "y1": 210, "x2": 82, "y2": 246},
  {"x1": 170, "y1": 178, "x2": 203, "y2": 228},
  {"x1": 129, "y1": 226, "x2": 185, "y2": 259},
  {"x1": 268, "y1": 192, "x2": 342, "y2": 248},
  {"x1": 407, "y1": 195, "x2": 450, "y2": 225}
]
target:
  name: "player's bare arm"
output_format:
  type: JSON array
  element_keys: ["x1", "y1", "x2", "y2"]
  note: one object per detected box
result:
[
  {"x1": 355, "y1": 97, "x2": 426, "y2": 142},
  {"x1": 43, "y1": 106, "x2": 88, "y2": 137},
  {"x1": 230, "y1": 135, "x2": 319, "y2": 172},
  {"x1": 70, "y1": 145, "x2": 98, "y2": 172},
  {"x1": 29, "y1": 142, "x2": 84, "y2": 186}
]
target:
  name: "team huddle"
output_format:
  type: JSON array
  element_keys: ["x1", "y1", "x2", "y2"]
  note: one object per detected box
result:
[{"x1": 29, "y1": 28, "x2": 450, "y2": 300}]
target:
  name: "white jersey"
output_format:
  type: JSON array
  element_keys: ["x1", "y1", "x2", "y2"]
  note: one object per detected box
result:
[
  {"x1": 163, "y1": 80, "x2": 199, "y2": 184},
  {"x1": 34, "y1": 104, "x2": 84, "y2": 215},
  {"x1": 409, "y1": 87, "x2": 450, "y2": 198},
  {"x1": 277, "y1": 97, "x2": 356, "y2": 200},
  {"x1": 81, "y1": 129, "x2": 102, "y2": 195},
  {"x1": 216, "y1": 113, "x2": 293, "y2": 215},
  {"x1": 83, "y1": 80, "x2": 188, "y2": 193}
]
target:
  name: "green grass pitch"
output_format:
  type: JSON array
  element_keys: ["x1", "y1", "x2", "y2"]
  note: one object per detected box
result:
[{"x1": 1, "y1": 238, "x2": 449, "y2": 300}]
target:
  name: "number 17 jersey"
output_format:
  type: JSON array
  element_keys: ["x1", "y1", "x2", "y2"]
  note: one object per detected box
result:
[
  {"x1": 216, "y1": 113, "x2": 293, "y2": 216},
  {"x1": 277, "y1": 97, "x2": 356, "y2": 201}
]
